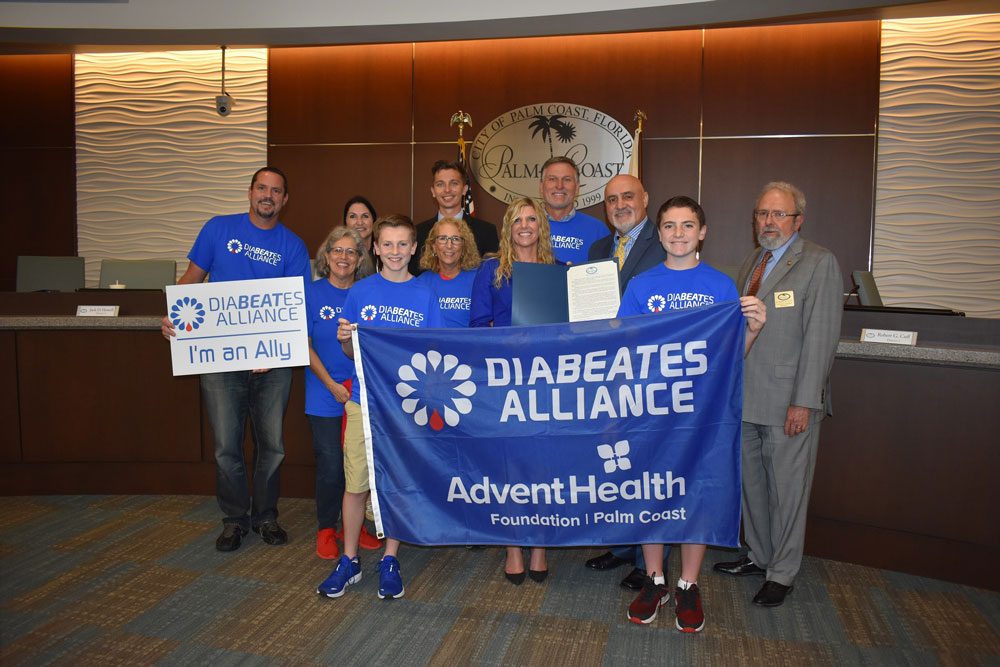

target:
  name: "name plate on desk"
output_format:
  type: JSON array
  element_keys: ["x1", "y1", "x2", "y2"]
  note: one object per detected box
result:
[
  {"x1": 861, "y1": 328, "x2": 918, "y2": 346},
  {"x1": 166, "y1": 277, "x2": 308, "y2": 376},
  {"x1": 76, "y1": 305, "x2": 120, "y2": 317}
]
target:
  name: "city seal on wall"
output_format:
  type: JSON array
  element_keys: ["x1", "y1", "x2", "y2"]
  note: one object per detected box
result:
[{"x1": 470, "y1": 103, "x2": 632, "y2": 208}]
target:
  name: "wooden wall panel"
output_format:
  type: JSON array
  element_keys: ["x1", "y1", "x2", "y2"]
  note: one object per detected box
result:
[
  {"x1": 813, "y1": 359, "x2": 1000, "y2": 547},
  {"x1": 268, "y1": 45, "x2": 414, "y2": 144},
  {"x1": 2, "y1": 53, "x2": 76, "y2": 291},
  {"x1": 4, "y1": 147, "x2": 76, "y2": 292},
  {"x1": 0, "y1": 332, "x2": 19, "y2": 463},
  {"x1": 412, "y1": 31, "x2": 703, "y2": 142},
  {"x1": 700, "y1": 136, "x2": 874, "y2": 288},
  {"x1": 270, "y1": 144, "x2": 413, "y2": 255},
  {"x1": 703, "y1": 22, "x2": 880, "y2": 136},
  {"x1": 18, "y1": 330, "x2": 202, "y2": 462},
  {"x1": 0, "y1": 54, "x2": 75, "y2": 148}
]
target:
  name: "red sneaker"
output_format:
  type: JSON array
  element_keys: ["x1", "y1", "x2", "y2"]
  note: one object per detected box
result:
[
  {"x1": 358, "y1": 525, "x2": 383, "y2": 550},
  {"x1": 674, "y1": 584, "x2": 705, "y2": 633},
  {"x1": 316, "y1": 528, "x2": 339, "y2": 559},
  {"x1": 627, "y1": 577, "x2": 670, "y2": 625}
]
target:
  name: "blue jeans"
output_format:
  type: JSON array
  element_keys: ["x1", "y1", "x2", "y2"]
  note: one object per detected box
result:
[
  {"x1": 307, "y1": 414, "x2": 346, "y2": 531},
  {"x1": 200, "y1": 368, "x2": 291, "y2": 530}
]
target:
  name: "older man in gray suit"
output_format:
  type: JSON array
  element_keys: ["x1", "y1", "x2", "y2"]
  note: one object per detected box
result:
[{"x1": 714, "y1": 181, "x2": 843, "y2": 607}]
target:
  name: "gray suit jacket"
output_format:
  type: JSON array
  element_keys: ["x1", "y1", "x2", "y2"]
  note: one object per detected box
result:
[
  {"x1": 587, "y1": 219, "x2": 667, "y2": 294},
  {"x1": 738, "y1": 237, "x2": 843, "y2": 426}
]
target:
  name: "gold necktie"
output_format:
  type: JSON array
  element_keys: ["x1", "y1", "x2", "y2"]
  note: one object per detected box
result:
[
  {"x1": 614, "y1": 235, "x2": 628, "y2": 270},
  {"x1": 745, "y1": 250, "x2": 772, "y2": 297}
]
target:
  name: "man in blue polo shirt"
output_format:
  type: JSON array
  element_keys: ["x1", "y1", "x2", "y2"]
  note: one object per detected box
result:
[
  {"x1": 162, "y1": 166, "x2": 311, "y2": 552},
  {"x1": 540, "y1": 156, "x2": 608, "y2": 264}
]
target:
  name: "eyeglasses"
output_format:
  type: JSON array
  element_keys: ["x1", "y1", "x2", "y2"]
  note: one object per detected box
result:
[
  {"x1": 435, "y1": 235, "x2": 464, "y2": 245},
  {"x1": 753, "y1": 209, "x2": 800, "y2": 222},
  {"x1": 329, "y1": 247, "x2": 359, "y2": 257}
]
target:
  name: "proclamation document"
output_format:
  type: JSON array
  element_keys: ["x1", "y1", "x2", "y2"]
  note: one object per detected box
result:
[{"x1": 566, "y1": 259, "x2": 620, "y2": 322}]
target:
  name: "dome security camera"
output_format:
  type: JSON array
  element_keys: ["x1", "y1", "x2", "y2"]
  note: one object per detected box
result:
[{"x1": 215, "y1": 94, "x2": 234, "y2": 116}]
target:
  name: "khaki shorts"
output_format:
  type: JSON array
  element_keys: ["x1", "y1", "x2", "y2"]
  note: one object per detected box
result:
[{"x1": 343, "y1": 400, "x2": 371, "y2": 493}]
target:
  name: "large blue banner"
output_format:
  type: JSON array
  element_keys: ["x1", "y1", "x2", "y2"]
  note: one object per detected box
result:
[{"x1": 354, "y1": 301, "x2": 745, "y2": 548}]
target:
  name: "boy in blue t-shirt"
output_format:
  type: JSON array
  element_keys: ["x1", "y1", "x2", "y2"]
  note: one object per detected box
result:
[
  {"x1": 317, "y1": 214, "x2": 440, "y2": 601},
  {"x1": 619, "y1": 196, "x2": 767, "y2": 633}
]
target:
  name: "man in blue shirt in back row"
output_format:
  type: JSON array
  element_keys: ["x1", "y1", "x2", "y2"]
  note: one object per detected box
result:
[
  {"x1": 161, "y1": 166, "x2": 311, "y2": 552},
  {"x1": 540, "y1": 156, "x2": 608, "y2": 264}
]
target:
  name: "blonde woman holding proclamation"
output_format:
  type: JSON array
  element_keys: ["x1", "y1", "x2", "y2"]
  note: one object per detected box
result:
[
  {"x1": 416, "y1": 217, "x2": 482, "y2": 327},
  {"x1": 469, "y1": 196, "x2": 555, "y2": 584}
]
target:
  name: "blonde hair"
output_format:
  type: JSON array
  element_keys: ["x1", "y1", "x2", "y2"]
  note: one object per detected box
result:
[
  {"x1": 314, "y1": 226, "x2": 365, "y2": 279},
  {"x1": 493, "y1": 197, "x2": 554, "y2": 288},
  {"x1": 419, "y1": 217, "x2": 482, "y2": 273}
]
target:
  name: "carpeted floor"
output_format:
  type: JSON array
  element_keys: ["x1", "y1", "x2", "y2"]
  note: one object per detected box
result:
[{"x1": 1, "y1": 495, "x2": 998, "y2": 666}]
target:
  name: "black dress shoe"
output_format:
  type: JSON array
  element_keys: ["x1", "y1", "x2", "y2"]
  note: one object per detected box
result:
[
  {"x1": 585, "y1": 551, "x2": 632, "y2": 570},
  {"x1": 505, "y1": 570, "x2": 526, "y2": 585},
  {"x1": 528, "y1": 569, "x2": 548, "y2": 583},
  {"x1": 713, "y1": 556, "x2": 766, "y2": 577},
  {"x1": 252, "y1": 521, "x2": 288, "y2": 545},
  {"x1": 620, "y1": 567, "x2": 648, "y2": 590},
  {"x1": 216, "y1": 524, "x2": 247, "y2": 552},
  {"x1": 753, "y1": 580, "x2": 793, "y2": 607}
]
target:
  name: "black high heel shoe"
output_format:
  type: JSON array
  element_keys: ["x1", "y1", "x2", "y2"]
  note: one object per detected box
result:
[
  {"x1": 528, "y1": 569, "x2": 549, "y2": 583},
  {"x1": 505, "y1": 570, "x2": 526, "y2": 585}
]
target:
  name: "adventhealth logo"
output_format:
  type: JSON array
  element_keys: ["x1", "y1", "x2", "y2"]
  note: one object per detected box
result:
[
  {"x1": 170, "y1": 297, "x2": 206, "y2": 332},
  {"x1": 396, "y1": 350, "x2": 476, "y2": 431},
  {"x1": 360, "y1": 305, "x2": 377, "y2": 321},
  {"x1": 646, "y1": 295, "x2": 666, "y2": 313},
  {"x1": 598, "y1": 440, "x2": 631, "y2": 473},
  {"x1": 226, "y1": 239, "x2": 243, "y2": 254}
]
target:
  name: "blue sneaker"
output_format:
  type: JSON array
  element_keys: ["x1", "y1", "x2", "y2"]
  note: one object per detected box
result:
[
  {"x1": 377, "y1": 555, "x2": 405, "y2": 599},
  {"x1": 317, "y1": 555, "x2": 361, "y2": 598}
]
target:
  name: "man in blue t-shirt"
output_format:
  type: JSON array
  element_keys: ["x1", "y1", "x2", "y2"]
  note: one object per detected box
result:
[
  {"x1": 161, "y1": 166, "x2": 311, "y2": 553},
  {"x1": 540, "y1": 156, "x2": 608, "y2": 265}
]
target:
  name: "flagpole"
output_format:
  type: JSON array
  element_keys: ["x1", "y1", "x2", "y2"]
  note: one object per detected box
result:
[
  {"x1": 450, "y1": 110, "x2": 475, "y2": 215},
  {"x1": 627, "y1": 110, "x2": 646, "y2": 179}
]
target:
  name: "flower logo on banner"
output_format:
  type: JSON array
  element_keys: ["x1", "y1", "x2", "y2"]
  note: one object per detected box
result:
[
  {"x1": 170, "y1": 297, "x2": 206, "y2": 333},
  {"x1": 597, "y1": 440, "x2": 631, "y2": 473},
  {"x1": 360, "y1": 305, "x2": 377, "y2": 322},
  {"x1": 396, "y1": 350, "x2": 476, "y2": 431},
  {"x1": 226, "y1": 239, "x2": 243, "y2": 254},
  {"x1": 319, "y1": 305, "x2": 336, "y2": 320},
  {"x1": 646, "y1": 295, "x2": 667, "y2": 313}
]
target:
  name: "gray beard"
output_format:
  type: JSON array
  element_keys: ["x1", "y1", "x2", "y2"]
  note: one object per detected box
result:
[{"x1": 757, "y1": 233, "x2": 785, "y2": 250}]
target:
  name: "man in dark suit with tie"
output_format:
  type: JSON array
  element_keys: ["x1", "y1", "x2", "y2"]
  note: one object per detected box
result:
[
  {"x1": 583, "y1": 174, "x2": 667, "y2": 589},
  {"x1": 587, "y1": 174, "x2": 667, "y2": 293},
  {"x1": 714, "y1": 181, "x2": 843, "y2": 607},
  {"x1": 409, "y1": 160, "x2": 499, "y2": 275}
]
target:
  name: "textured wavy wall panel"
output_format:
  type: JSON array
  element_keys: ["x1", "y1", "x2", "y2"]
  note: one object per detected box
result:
[
  {"x1": 875, "y1": 15, "x2": 1000, "y2": 318},
  {"x1": 75, "y1": 50, "x2": 268, "y2": 287}
]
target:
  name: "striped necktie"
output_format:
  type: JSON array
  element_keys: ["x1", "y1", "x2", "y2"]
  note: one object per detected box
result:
[{"x1": 745, "y1": 250, "x2": 772, "y2": 297}]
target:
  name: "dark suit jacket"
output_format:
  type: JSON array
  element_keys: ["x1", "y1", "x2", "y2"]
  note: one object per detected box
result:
[
  {"x1": 737, "y1": 237, "x2": 843, "y2": 425},
  {"x1": 587, "y1": 219, "x2": 667, "y2": 294},
  {"x1": 410, "y1": 215, "x2": 499, "y2": 276}
]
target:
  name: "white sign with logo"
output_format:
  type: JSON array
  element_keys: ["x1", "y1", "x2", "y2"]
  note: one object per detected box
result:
[
  {"x1": 166, "y1": 277, "x2": 308, "y2": 376},
  {"x1": 470, "y1": 102, "x2": 632, "y2": 208}
]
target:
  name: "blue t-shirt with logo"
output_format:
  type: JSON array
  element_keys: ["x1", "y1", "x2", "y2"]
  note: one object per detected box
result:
[
  {"x1": 342, "y1": 273, "x2": 442, "y2": 403},
  {"x1": 548, "y1": 210, "x2": 608, "y2": 265},
  {"x1": 305, "y1": 278, "x2": 354, "y2": 417},
  {"x1": 188, "y1": 212, "x2": 311, "y2": 283},
  {"x1": 618, "y1": 262, "x2": 738, "y2": 317},
  {"x1": 417, "y1": 269, "x2": 476, "y2": 328}
]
